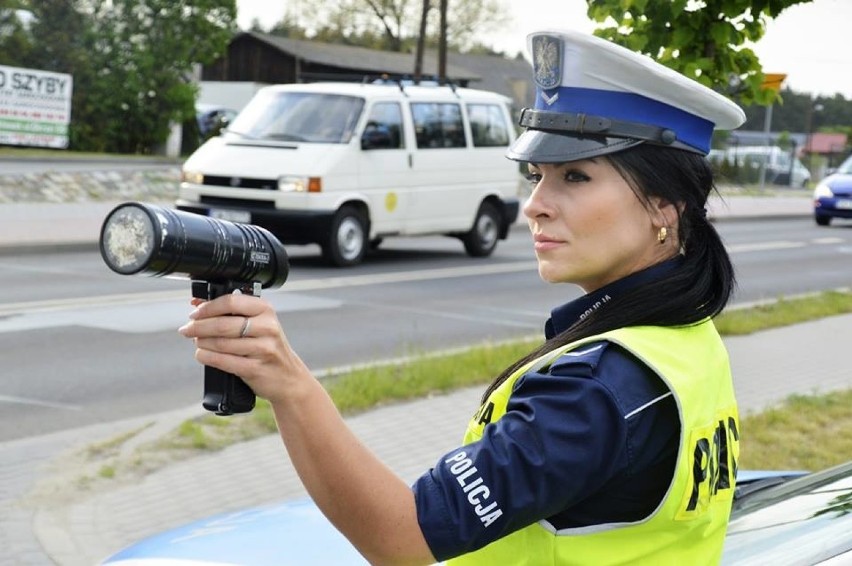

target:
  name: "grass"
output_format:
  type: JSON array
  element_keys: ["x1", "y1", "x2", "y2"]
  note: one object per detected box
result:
[
  {"x1": 76, "y1": 289, "x2": 852, "y2": 485},
  {"x1": 739, "y1": 390, "x2": 852, "y2": 471},
  {"x1": 714, "y1": 290, "x2": 852, "y2": 335}
]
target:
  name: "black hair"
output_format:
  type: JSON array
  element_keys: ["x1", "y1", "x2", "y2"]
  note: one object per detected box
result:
[{"x1": 481, "y1": 143, "x2": 735, "y2": 402}]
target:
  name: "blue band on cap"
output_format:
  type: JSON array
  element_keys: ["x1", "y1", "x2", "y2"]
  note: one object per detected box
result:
[{"x1": 535, "y1": 87, "x2": 715, "y2": 153}]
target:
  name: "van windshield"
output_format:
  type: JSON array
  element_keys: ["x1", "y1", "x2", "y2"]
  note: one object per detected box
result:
[{"x1": 227, "y1": 91, "x2": 365, "y2": 143}]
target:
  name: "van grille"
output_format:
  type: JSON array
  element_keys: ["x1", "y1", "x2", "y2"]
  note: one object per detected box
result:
[
  {"x1": 203, "y1": 175, "x2": 278, "y2": 190},
  {"x1": 200, "y1": 196, "x2": 276, "y2": 209}
]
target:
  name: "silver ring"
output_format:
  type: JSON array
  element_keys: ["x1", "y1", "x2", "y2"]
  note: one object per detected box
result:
[{"x1": 238, "y1": 316, "x2": 251, "y2": 338}]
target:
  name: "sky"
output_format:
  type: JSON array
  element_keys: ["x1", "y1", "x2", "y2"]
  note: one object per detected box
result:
[{"x1": 235, "y1": 0, "x2": 851, "y2": 100}]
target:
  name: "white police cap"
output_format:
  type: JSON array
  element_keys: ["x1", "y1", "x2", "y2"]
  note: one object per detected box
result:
[{"x1": 507, "y1": 29, "x2": 746, "y2": 163}]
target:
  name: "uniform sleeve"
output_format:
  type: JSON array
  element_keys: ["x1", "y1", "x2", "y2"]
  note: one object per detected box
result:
[{"x1": 412, "y1": 342, "x2": 634, "y2": 560}]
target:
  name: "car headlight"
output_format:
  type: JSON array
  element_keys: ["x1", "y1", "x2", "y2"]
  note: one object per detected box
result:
[
  {"x1": 278, "y1": 176, "x2": 322, "y2": 192},
  {"x1": 813, "y1": 182, "x2": 834, "y2": 199},
  {"x1": 181, "y1": 170, "x2": 204, "y2": 185}
]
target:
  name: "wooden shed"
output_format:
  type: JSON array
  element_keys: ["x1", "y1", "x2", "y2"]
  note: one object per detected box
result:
[{"x1": 202, "y1": 32, "x2": 535, "y2": 112}]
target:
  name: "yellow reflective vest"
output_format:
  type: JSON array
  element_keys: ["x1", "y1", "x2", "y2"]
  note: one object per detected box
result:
[{"x1": 447, "y1": 321, "x2": 739, "y2": 566}]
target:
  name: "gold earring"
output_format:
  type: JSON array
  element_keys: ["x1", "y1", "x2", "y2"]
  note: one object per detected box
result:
[{"x1": 658, "y1": 226, "x2": 668, "y2": 244}]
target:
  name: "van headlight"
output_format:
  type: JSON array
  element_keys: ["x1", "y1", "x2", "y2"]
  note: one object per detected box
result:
[
  {"x1": 813, "y1": 182, "x2": 834, "y2": 199},
  {"x1": 181, "y1": 170, "x2": 204, "y2": 185},
  {"x1": 278, "y1": 175, "x2": 322, "y2": 192}
]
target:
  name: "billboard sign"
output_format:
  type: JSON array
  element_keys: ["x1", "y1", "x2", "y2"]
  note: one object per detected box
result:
[{"x1": 0, "y1": 64, "x2": 73, "y2": 148}]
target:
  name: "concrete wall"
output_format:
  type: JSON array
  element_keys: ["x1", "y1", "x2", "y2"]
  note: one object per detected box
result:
[{"x1": 0, "y1": 167, "x2": 180, "y2": 204}]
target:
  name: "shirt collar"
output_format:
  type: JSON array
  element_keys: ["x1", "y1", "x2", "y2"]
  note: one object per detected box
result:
[{"x1": 544, "y1": 257, "x2": 683, "y2": 339}]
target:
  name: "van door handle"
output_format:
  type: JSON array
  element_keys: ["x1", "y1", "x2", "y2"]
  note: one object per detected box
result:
[{"x1": 408, "y1": 153, "x2": 413, "y2": 168}]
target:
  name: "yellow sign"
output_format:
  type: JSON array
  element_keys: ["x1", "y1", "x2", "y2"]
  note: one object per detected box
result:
[{"x1": 762, "y1": 73, "x2": 787, "y2": 92}]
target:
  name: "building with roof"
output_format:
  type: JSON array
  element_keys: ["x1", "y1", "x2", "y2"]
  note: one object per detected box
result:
[{"x1": 201, "y1": 32, "x2": 535, "y2": 114}]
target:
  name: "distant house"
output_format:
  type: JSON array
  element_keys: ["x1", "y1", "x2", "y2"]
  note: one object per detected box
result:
[
  {"x1": 202, "y1": 32, "x2": 535, "y2": 114},
  {"x1": 805, "y1": 132, "x2": 848, "y2": 160}
]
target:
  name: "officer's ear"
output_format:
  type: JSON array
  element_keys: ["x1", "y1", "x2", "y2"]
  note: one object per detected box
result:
[{"x1": 649, "y1": 197, "x2": 681, "y2": 231}]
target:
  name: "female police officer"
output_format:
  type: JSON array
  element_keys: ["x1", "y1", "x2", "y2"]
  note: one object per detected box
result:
[{"x1": 179, "y1": 29, "x2": 744, "y2": 565}]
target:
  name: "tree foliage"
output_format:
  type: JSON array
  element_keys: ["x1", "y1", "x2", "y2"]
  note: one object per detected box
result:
[
  {"x1": 587, "y1": 0, "x2": 813, "y2": 106},
  {"x1": 0, "y1": 0, "x2": 236, "y2": 153},
  {"x1": 269, "y1": 0, "x2": 510, "y2": 53},
  {"x1": 0, "y1": 1, "x2": 33, "y2": 65}
]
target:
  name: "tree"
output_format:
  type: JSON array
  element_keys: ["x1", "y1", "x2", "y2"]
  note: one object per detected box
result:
[
  {"x1": 7, "y1": 0, "x2": 236, "y2": 153},
  {"x1": 0, "y1": 1, "x2": 34, "y2": 66},
  {"x1": 277, "y1": 0, "x2": 509, "y2": 54},
  {"x1": 16, "y1": 0, "x2": 98, "y2": 149},
  {"x1": 77, "y1": 0, "x2": 237, "y2": 153},
  {"x1": 587, "y1": 0, "x2": 813, "y2": 106}
]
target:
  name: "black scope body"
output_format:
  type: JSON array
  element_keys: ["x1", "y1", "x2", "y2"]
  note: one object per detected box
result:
[
  {"x1": 99, "y1": 202, "x2": 289, "y2": 288},
  {"x1": 99, "y1": 202, "x2": 289, "y2": 416}
]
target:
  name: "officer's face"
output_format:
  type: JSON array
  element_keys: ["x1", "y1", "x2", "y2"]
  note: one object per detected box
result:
[{"x1": 523, "y1": 158, "x2": 675, "y2": 291}]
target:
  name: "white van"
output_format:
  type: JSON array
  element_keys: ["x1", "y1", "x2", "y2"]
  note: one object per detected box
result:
[{"x1": 176, "y1": 81, "x2": 522, "y2": 266}]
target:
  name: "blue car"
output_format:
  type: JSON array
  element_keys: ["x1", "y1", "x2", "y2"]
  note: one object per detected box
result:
[
  {"x1": 99, "y1": 463, "x2": 852, "y2": 566},
  {"x1": 814, "y1": 154, "x2": 852, "y2": 226}
]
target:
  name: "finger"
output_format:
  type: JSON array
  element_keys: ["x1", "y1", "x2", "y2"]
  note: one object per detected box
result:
[
  {"x1": 181, "y1": 310, "x2": 278, "y2": 340},
  {"x1": 193, "y1": 345, "x2": 259, "y2": 379},
  {"x1": 180, "y1": 314, "x2": 251, "y2": 339},
  {"x1": 190, "y1": 294, "x2": 268, "y2": 320}
]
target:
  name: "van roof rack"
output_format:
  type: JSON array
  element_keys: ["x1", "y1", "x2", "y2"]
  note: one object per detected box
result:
[
  {"x1": 361, "y1": 74, "x2": 461, "y2": 97},
  {"x1": 296, "y1": 72, "x2": 463, "y2": 97}
]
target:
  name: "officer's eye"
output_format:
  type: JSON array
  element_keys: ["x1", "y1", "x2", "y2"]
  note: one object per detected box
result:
[
  {"x1": 563, "y1": 168, "x2": 590, "y2": 183},
  {"x1": 525, "y1": 172, "x2": 542, "y2": 186}
]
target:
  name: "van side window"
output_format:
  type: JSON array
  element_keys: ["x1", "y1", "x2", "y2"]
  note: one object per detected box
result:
[
  {"x1": 411, "y1": 102, "x2": 466, "y2": 149},
  {"x1": 467, "y1": 104, "x2": 510, "y2": 147},
  {"x1": 364, "y1": 102, "x2": 404, "y2": 149}
]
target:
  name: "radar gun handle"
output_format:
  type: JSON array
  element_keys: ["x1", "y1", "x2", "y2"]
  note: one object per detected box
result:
[{"x1": 192, "y1": 280, "x2": 260, "y2": 415}]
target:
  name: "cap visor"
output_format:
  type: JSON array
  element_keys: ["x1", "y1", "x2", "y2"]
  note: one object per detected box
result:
[{"x1": 506, "y1": 129, "x2": 644, "y2": 163}]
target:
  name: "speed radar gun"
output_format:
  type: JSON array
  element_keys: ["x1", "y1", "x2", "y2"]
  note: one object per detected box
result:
[{"x1": 99, "y1": 202, "x2": 289, "y2": 416}]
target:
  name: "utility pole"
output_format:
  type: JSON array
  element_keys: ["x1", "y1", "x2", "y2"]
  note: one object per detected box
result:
[
  {"x1": 414, "y1": 0, "x2": 430, "y2": 83},
  {"x1": 438, "y1": 0, "x2": 448, "y2": 83}
]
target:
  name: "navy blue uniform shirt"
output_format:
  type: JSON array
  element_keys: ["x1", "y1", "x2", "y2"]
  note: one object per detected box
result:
[{"x1": 412, "y1": 260, "x2": 681, "y2": 560}]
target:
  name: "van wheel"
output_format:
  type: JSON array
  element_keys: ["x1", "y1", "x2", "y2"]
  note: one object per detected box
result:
[
  {"x1": 463, "y1": 202, "x2": 500, "y2": 257},
  {"x1": 323, "y1": 206, "x2": 368, "y2": 267},
  {"x1": 815, "y1": 215, "x2": 831, "y2": 226}
]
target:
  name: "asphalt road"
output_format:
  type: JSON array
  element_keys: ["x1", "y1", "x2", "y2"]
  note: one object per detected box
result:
[{"x1": 1, "y1": 218, "x2": 850, "y2": 442}]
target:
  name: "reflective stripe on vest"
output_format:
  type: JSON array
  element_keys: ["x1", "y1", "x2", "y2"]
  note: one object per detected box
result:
[{"x1": 447, "y1": 321, "x2": 739, "y2": 566}]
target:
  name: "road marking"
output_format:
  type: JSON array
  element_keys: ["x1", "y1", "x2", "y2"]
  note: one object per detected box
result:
[
  {"x1": 0, "y1": 395, "x2": 81, "y2": 410},
  {"x1": 345, "y1": 298, "x2": 542, "y2": 330},
  {"x1": 0, "y1": 261, "x2": 539, "y2": 318},
  {"x1": 727, "y1": 241, "x2": 803, "y2": 253},
  {"x1": 727, "y1": 237, "x2": 847, "y2": 254}
]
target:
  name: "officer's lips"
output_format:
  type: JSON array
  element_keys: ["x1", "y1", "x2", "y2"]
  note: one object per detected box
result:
[{"x1": 532, "y1": 233, "x2": 564, "y2": 253}]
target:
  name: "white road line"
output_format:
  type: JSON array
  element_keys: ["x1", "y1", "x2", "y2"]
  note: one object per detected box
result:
[
  {"x1": 0, "y1": 395, "x2": 81, "y2": 410},
  {"x1": 727, "y1": 236, "x2": 848, "y2": 254},
  {"x1": 281, "y1": 261, "x2": 539, "y2": 291},
  {"x1": 0, "y1": 261, "x2": 539, "y2": 317},
  {"x1": 345, "y1": 298, "x2": 542, "y2": 330},
  {"x1": 727, "y1": 241, "x2": 803, "y2": 253}
]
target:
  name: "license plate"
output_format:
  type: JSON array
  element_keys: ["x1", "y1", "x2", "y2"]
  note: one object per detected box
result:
[
  {"x1": 210, "y1": 208, "x2": 251, "y2": 223},
  {"x1": 836, "y1": 199, "x2": 852, "y2": 210}
]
